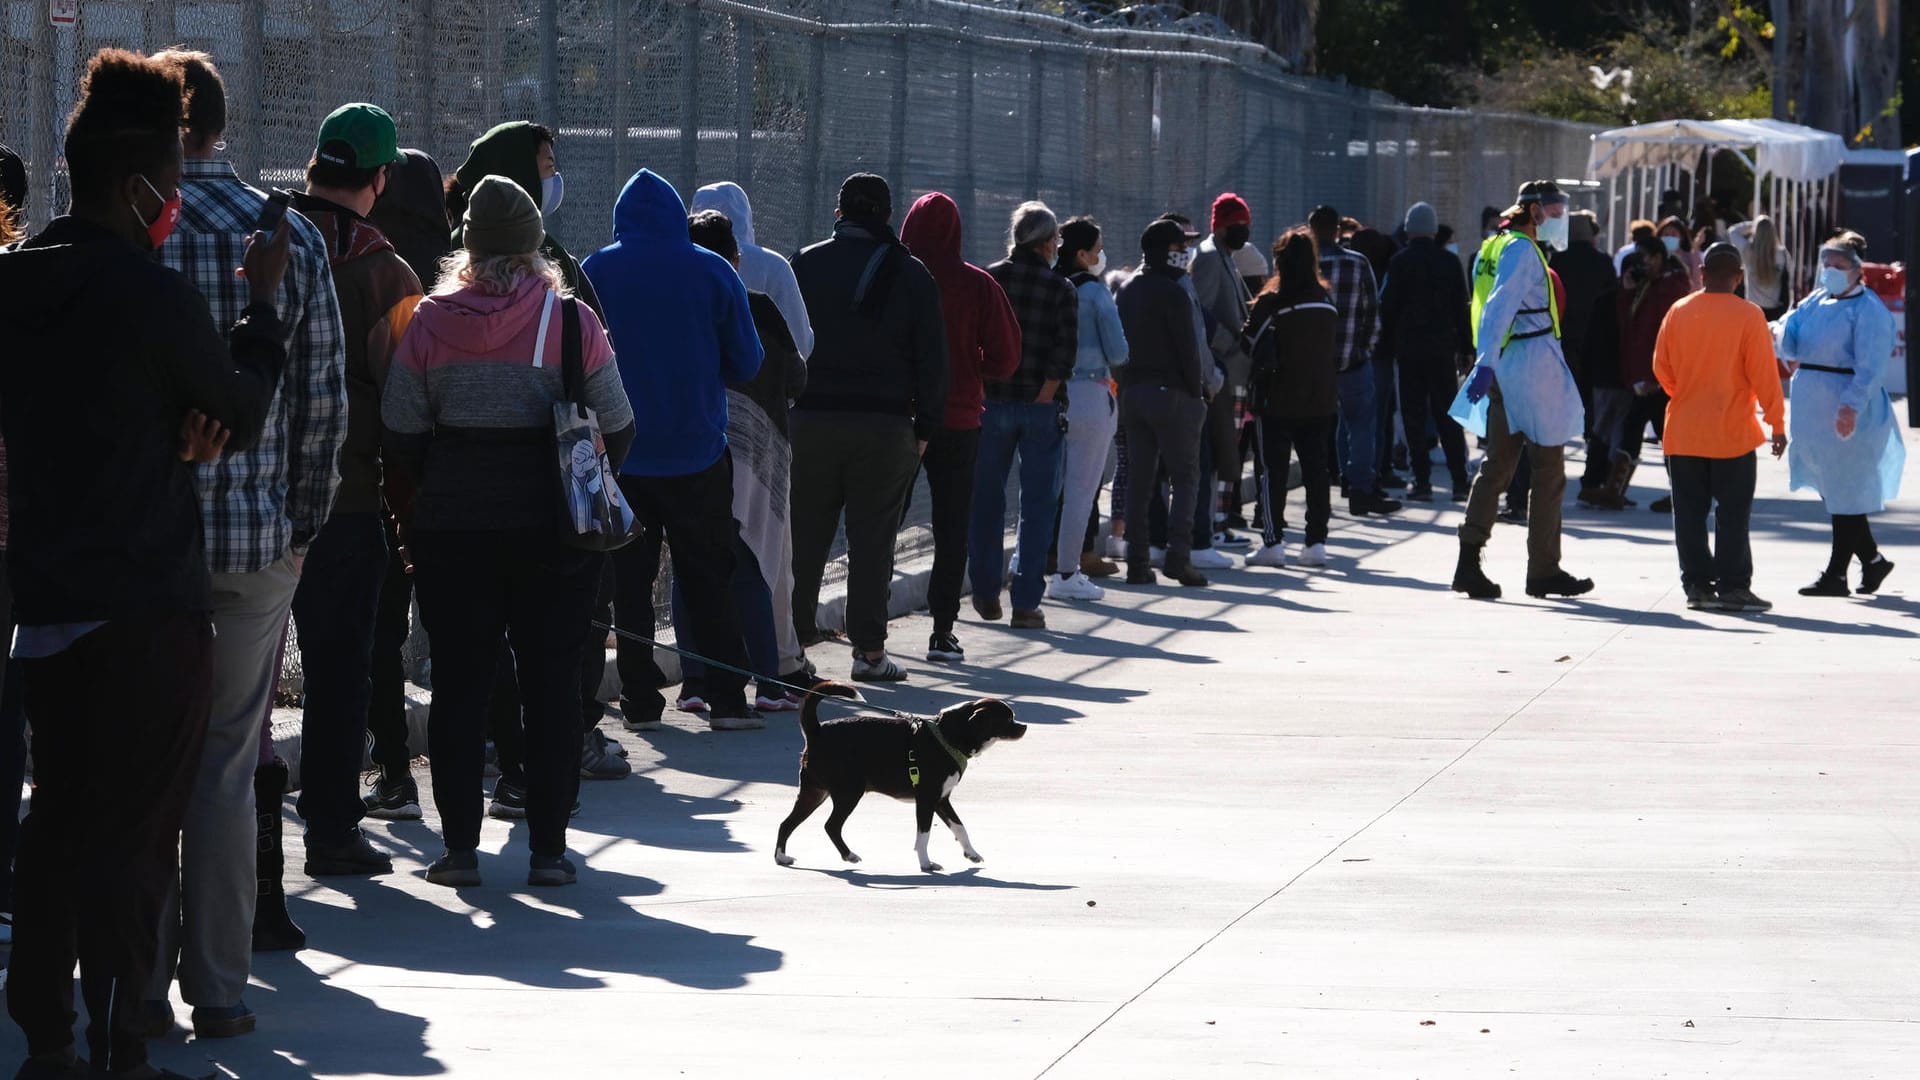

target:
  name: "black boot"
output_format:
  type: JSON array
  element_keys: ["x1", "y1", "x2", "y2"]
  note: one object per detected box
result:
[
  {"x1": 252, "y1": 758, "x2": 306, "y2": 953},
  {"x1": 1451, "y1": 542, "x2": 1502, "y2": 599}
]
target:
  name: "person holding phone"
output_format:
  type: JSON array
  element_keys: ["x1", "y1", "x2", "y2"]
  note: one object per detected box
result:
[
  {"x1": 1775, "y1": 231, "x2": 1903, "y2": 597},
  {"x1": 1651, "y1": 243, "x2": 1787, "y2": 612},
  {"x1": 144, "y1": 52, "x2": 348, "y2": 1035},
  {"x1": 0, "y1": 48, "x2": 294, "y2": 1077}
]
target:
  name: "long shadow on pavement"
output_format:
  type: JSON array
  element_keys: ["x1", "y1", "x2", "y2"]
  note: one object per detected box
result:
[
  {"x1": 291, "y1": 868, "x2": 782, "y2": 992},
  {"x1": 795, "y1": 866, "x2": 1074, "y2": 891}
]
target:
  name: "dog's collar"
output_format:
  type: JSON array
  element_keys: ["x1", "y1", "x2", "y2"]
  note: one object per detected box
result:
[{"x1": 908, "y1": 718, "x2": 969, "y2": 787}]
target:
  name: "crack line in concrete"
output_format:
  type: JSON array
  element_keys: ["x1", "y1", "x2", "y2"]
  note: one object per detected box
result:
[{"x1": 1032, "y1": 589, "x2": 1659, "y2": 1078}]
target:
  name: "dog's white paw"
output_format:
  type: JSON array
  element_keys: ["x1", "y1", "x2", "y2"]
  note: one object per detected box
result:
[
  {"x1": 964, "y1": 850, "x2": 984, "y2": 864},
  {"x1": 841, "y1": 852, "x2": 862, "y2": 865},
  {"x1": 774, "y1": 851, "x2": 795, "y2": 867},
  {"x1": 921, "y1": 861, "x2": 943, "y2": 873}
]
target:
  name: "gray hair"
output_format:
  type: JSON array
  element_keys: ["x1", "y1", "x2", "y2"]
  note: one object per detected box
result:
[{"x1": 1008, "y1": 200, "x2": 1059, "y2": 253}]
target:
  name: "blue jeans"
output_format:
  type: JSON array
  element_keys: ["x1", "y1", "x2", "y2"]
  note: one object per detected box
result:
[
  {"x1": 1335, "y1": 366, "x2": 1378, "y2": 492},
  {"x1": 969, "y1": 400, "x2": 1066, "y2": 612}
]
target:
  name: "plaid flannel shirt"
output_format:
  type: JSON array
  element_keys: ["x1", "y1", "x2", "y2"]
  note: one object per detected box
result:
[
  {"x1": 162, "y1": 160, "x2": 347, "y2": 575},
  {"x1": 984, "y1": 249, "x2": 1077, "y2": 401},
  {"x1": 1320, "y1": 244, "x2": 1381, "y2": 373}
]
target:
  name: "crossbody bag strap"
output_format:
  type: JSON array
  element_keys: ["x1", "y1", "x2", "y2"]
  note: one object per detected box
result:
[{"x1": 560, "y1": 296, "x2": 585, "y2": 407}]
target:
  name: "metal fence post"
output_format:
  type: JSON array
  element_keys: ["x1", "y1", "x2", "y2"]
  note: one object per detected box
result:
[
  {"x1": 678, "y1": 4, "x2": 699, "y2": 193},
  {"x1": 611, "y1": 0, "x2": 629, "y2": 183},
  {"x1": 540, "y1": 0, "x2": 559, "y2": 123},
  {"x1": 238, "y1": 0, "x2": 266, "y2": 185},
  {"x1": 29, "y1": 7, "x2": 56, "y2": 225},
  {"x1": 1024, "y1": 48, "x2": 1042, "y2": 200},
  {"x1": 957, "y1": 36, "x2": 976, "y2": 230},
  {"x1": 799, "y1": 30, "x2": 825, "y2": 246},
  {"x1": 888, "y1": 32, "x2": 909, "y2": 195},
  {"x1": 734, "y1": 15, "x2": 754, "y2": 186},
  {"x1": 144, "y1": 1, "x2": 176, "y2": 50}
]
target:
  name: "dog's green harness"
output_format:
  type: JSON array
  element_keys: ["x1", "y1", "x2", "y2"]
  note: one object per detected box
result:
[{"x1": 907, "y1": 719, "x2": 969, "y2": 788}]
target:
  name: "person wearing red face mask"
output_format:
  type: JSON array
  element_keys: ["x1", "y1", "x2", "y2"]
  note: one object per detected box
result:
[{"x1": 0, "y1": 49, "x2": 291, "y2": 1080}]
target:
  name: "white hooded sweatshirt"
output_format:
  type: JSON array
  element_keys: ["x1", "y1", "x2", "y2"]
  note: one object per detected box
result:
[{"x1": 690, "y1": 181, "x2": 815, "y2": 360}]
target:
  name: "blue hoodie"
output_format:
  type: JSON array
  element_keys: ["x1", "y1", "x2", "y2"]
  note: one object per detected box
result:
[{"x1": 583, "y1": 169, "x2": 763, "y2": 477}]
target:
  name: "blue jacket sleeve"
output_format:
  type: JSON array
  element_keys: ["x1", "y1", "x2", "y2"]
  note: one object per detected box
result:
[
  {"x1": 1088, "y1": 283, "x2": 1129, "y2": 368},
  {"x1": 1843, "y1": 296, "x2": 1896, "y2": 412}
]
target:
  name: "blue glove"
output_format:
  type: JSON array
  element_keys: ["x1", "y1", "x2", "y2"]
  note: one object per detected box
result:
[{"x1": 1464, "y1": 365, "x2": 1495, "y2": 404}]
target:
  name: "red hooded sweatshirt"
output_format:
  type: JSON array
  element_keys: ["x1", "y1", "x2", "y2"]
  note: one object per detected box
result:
[{"x1": 899, "y1": 192, "x2": 1022, "y2": 430}]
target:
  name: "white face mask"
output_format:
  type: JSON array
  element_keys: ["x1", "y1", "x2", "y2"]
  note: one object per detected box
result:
[
  {"x1": 1089, "y1": 250, "x2": 1108, "y2": 277},
  {"x1": 1817, "y1": 266, "x2": 1852, "y2": 296},
  {"x1": 1661, "y1": 234, "x2": 1681, "y2": 253},
  {"x1": 541, "y1": 172, "x2": 565, "y2": 216},
  {"x1": 1167, "y1": 248, "x2": 1194, "y2": 270},
  {"x1": 1536, "y1": 211, "x2": 1569, "y2": 252}
]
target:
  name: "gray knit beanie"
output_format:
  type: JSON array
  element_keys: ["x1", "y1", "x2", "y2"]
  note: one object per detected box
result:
[
  {"x1": 1403, "y1": 201, "x2": 1437, "y2": 237},
  {"x1": 463, "y1": 174, "x2": 545, "y2": 257}
]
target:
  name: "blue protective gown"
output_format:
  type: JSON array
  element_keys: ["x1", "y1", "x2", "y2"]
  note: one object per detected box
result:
[
  {"x1": 1775, "y1": 287, "x2": 1902, "y2": 515},
  {"x1": 1449, "y1": 236, "x2": 1585, "y2": 446}
]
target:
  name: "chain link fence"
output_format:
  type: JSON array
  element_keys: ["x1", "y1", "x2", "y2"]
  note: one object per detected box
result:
[
  {"x1": 4, "y1": 0, "x2": 1598, "y2": 266},
  {"x1": 2, "y1": 0, "x2": 1599, "y2": 683}
]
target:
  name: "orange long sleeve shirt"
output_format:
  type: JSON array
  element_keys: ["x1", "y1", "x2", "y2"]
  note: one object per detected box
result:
[{"x1": 1652, "y1": 292, "x2": 1786, "y2": 459}]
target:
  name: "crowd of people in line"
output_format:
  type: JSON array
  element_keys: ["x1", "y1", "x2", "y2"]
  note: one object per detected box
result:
[{"x1": 0, "y1": 46, "x2": 1904, "y2": 1080}]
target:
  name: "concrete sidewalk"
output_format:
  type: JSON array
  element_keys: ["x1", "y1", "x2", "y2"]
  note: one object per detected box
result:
[{"x1": 18, "y1": 437, "x2": 1920, "y2": 1078}]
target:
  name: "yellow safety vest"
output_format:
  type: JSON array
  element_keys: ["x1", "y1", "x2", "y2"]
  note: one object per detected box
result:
[{"x1": 1469, "y1": 230, "x2": 1561, "y2": 351}]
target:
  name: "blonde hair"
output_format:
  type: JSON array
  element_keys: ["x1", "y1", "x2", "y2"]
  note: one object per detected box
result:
[
  {"x1": 0, "y1": 194, "x2": 20, "y2": 247},
  {"x1": 434, "y1": 249, "x2": 569, "y2": 298}
]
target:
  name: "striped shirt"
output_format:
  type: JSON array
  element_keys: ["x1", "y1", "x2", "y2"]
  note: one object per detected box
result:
[{"x1": 162, "y1": 159, "x2": 347, "y2": 574}]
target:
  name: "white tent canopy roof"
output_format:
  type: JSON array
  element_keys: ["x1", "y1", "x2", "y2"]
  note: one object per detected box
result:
[{"x1": 1586, "y1": 118, "x2": 1848, "y2": 183}]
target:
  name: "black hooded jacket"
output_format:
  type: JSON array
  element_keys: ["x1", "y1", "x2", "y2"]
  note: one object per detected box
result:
[
  {"x1": 0, "y1": 217, "x2": 286, "y2": 622},
  {"x1": 370, "y1": 148, "x2": 452, "y2": 290}
]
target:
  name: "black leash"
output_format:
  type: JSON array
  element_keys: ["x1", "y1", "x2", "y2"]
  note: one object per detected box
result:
[{"x1": 591, "y1": 620, "x2": 924, "y2": 721}]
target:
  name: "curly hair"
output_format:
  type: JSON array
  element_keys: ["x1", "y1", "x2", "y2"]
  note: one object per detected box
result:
[
  {"x1": 63, "y1": 49, "x2": 188, "y2": 200},
  {"x1": 433, "y1": 249, "x2": 569, "y2": 299}
]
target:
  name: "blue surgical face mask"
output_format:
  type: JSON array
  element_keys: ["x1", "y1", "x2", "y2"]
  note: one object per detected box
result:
[
  {"x1": 541, "y1": 172, "x2": 565, "y2": 216},
  {"x1": 1818, "y1": 266, "x2": 1852, "y2": 296},
  {"x1": 1662, "y1": 235, "x2": 1681, "y2": 253},
  {"x1": 1445, "y1": 243, "x2": 1459, "y2": 255}
]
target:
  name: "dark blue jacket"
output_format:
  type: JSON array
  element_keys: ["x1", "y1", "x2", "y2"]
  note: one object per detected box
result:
[{"x1": 583, "y1": 169, "x2": 762, "y2": 476}]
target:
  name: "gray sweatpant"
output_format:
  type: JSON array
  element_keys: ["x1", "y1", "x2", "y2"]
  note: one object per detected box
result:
[
  {"x1": 1120, "y1": 384, "x2": 1208, "y2": 567},
  {"x1": 153, "y1": 554, "x2": 298, "y2": 1007}
]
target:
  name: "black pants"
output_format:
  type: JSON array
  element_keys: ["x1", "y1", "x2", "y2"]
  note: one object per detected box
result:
[
  {"x1": 489, "y1": 557, "x2": 614, "y2": 784},
  {"x1": 412, "y1": 529, "x2": 600, "y2": 857},
  {"x1": 1255, "y1": 413, "x2": 1334, "y2": 547},
  {"x1": 0, "y1": 554, "x2": 28, "y2": 910},
  {"x1": 1618, "y1": 389, "x2": 1669, "y2": 459},
  {"x1": 1397, "y1": 348, "x2": 1469, "y2": 489},
  {"x1": 367, "y1": 516, "x2": 416, "y2": 776},
  {"x1": 291, "y1": 511, "x2": 388, "y2": 846},
  {"x1": 920, "y1": 426, "x2": 980, "y2": 635},
  {"x1": 1121, "y1": 385, "x2": 1207, "y2": 566},
  {"x1": 1828, "y1": 514, "x2": 1880, "y2": 575},
  {"x1": 789, "y1": 411, "x2": 919, "y2": 653},
  {"x1": 9, "y1": 613, "x2": 212, "y2": 1072},
  {"x1": 1669, "y1": 453, "x2": 1756, "y2": 591},
  {"x1": 612, "y1": 455, "x2": 749, "y2": 718}
]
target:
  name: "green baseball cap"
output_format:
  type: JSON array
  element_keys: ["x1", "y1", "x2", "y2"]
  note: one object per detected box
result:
[{"x1": 314, "y1": 103, "x2": 402, "y2": 170}]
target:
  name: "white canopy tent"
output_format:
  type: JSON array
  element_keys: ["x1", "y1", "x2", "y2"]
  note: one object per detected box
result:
[{"x1": 1586, "y1": 118, "x2": 1849, "y2": 297}]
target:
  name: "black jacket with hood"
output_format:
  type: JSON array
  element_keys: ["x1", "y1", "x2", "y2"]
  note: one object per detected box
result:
[
  {"x1": 0, "y1": 217, "x2": 287, "y2": 622},
  {"x1": 451, "y1": 121, "x2": 602, "y2": 318},
  {"x1": 790, "y1": 218, "x2": 950, "y2": 443},
  {"x1": 371, "y1": 148, "x2": 453, "y2": 290}
]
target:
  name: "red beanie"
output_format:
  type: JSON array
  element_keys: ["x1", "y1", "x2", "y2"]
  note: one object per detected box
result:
[{"x1": 1211, "y1": 192, "x2": 1251, "y2": 230}]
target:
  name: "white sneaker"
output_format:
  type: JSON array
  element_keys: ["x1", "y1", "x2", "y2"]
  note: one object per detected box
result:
[
  {"x1": 1296, "y1": 543, "x2": 1328, "y2": 568},
  {"x1": 1188, "y1": 546, "x2": 1234, "y2": 570},
  {"x1": 1246, "y1": 542, "x2": 1288, "y2": 568},
  {"x1": 1104, "y1": 535, "x2": 1128, "y2": 559},
  {"x1": 1149, "y1": 546, "x2": 1166, "y2": 567},
  {"x1": 1046, "y1": 572, "x2": 1106, "y2": 602}
]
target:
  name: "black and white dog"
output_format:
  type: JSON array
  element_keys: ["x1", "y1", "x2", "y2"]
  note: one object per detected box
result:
[{"x1": 774, "y1": 682, "x2": 1026, "y2": 872}]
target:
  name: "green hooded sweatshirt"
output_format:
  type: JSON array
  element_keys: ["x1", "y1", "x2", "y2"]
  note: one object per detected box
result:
[{"x1": 452, "y1": 121, "x2": 602, "y2": 317}]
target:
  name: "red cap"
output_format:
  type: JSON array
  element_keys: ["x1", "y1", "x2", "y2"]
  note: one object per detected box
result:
[{"x1": 1211, "y1": 192, "x2": 1251, "y2": 230}]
